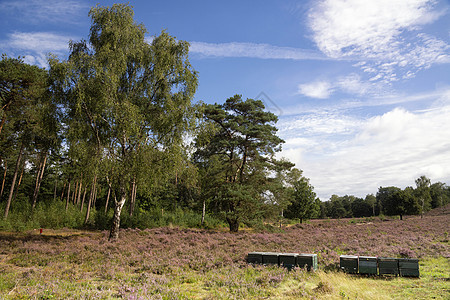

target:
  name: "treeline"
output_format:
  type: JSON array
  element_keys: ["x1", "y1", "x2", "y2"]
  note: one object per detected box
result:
[
  {"x1": 320, "y1": 176, "x2": 450, "y2": 220},
  {"x1": 0, "y1": 4, "x2": 319, "y2": 239},
  {"x1": 1, "y1": 4, "x2": 448, "y2": 240}
]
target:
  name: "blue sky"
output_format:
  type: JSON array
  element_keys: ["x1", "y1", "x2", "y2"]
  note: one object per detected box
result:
[{"x1": 1, "y1": 0, "x2": 449, "y2": 200}]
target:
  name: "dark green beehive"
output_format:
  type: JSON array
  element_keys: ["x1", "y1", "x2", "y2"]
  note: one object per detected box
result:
[
  {"x1": 247, "y1": 252, "x2": 265, "y2": 264},
  {"x1": 262, "y1": 252, "x2": 279, "y2": 265},
  {"x1": 378, "y1": 257, "x2": 399, "y2": 276},
  {"x1": 297, "y1": 253, "x2": 318, "y2": 271},
  {"x1": 340, "y1": 255, "x2": 358, "y2": 273},
  {"x1": 279, "y1": 253, "x2": 298, "y2": 269},
  {"x1": 398, "y1": 258, "x2": 419, "y2": 277},
  {"x1": 358, "y1": 256, "x2": 377, "y2": 275}
]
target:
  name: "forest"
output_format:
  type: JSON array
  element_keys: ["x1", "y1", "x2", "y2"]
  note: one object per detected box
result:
[{"x1": 1, "y1": 4, "x2": 449, "y2": 241}]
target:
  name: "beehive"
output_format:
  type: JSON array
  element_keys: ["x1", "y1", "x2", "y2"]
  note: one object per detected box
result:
[
  {"x1": 340, "y1": 255, "x2": 358, "y2": 273},
  {"x1": 358, "y1": 256, "x2": 377, "y2": 275},
  {"x1": 279, "y1": 253, "x2": 298, "y2": 269},
  {"x1": 247, "y1": 252, "x2": 265, "y2": 264},
  {"x1": 297, "y1": 253, "x2": 318, "y2": 271},
  {"x1": 261, "y1": 252, "x2": 279, "y2": 265},
  {"x1": 398, "y1": 258, "x2": 419, "y2": 277},
  {"x1": 378, "y1": 257, "x2": 399, "y2": 276}
]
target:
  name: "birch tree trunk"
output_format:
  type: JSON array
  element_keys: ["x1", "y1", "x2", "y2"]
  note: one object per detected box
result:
[
  {"x1": 109, "y1": 184, "x2": 126, "y2": 241},
  {"x1": 105, "y1": 185, "x2": 111, "y2": 214},
  {"x1": 201, "y1": 199, "x2": 206, "y2": 225}
]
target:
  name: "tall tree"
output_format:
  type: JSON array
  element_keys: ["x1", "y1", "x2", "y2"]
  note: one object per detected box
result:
[
  {"x1": 195, "y1": 95, "x2": 287, "y2": 232},
  {"x1": 50, "y1": 4, "x2": 197, "y2": 240},
  {"x1": 0, "y1": 56, "x2": 52, "y2": 218}
]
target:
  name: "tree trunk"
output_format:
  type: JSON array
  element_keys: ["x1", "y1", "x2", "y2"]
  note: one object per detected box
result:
[
  {"x1": 4, "y1": 144, "x2": 23, "y2": 219},
  {"x1": 201, "y1": 199, "x2": 206, "y2": 225},
  {"x1": 80, "y1": 186, "x2": 87, "y2": 212},
  {"x1": 76, "y1": 175, "x2": 83, "y2": 205},
  {"x1": 105, "y1": 185, "x2": 111, "y2": 214},
  {"x1": 226, "y1": 216, "x2": 239, "y2": 232},
  {"x1": 84, "y1": 175, "x2": 97, "y2": 224},
  {"x1": 53, "y1": 180, "x2": 57, "y2": 202},
  {"x1": 60, "y1": 182, "x2": 66, "y2": 201},
  {"x1": 109, "y1": 186, "x2": 126, "y2": 241},
  {"x1": 65, "y1": 181, "x2": 71, "y2": 211},
  {"x1": 400, "y1": 214, "x2": 403, "y2": 220},
  {"x1": 12, "y1": 160, "x2": 25, "y2": 204},
  {"x1": 129, "y1": 178, "x2": 136, "y2": 216},
  {"x1": 32, "y1": 152, "x2": 48, "y2": 210},
  {"x1": 0, "y1": 159, "x2": 7, "y2": 199}
]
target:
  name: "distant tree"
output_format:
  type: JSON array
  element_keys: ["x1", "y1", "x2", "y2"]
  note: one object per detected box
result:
[
  {"x1": 329, "y1": 195, "x2": 347, "y2": 218},
  {"x1": 364, "y1": 194, "x2": 377, "y2": 216},
  {"x1": 351, "y1": 197, "x2": 371, "y2": 218},
  {"x1": 285, "y1": 173, "x2": 319, "y2": 223},
  {"x1": 377, "y1": 186, "x2": 415, "y2": 220},
  {"x1": 415, "y1": 175, "x2": 432, "y2": 218},
  {"x1": 430, "y1": 182, "x2": 449, "y2": 209}
]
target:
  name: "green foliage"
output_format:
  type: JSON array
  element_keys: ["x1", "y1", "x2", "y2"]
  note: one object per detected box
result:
[
  {"x1": 119, "y1": 207, "x2": 224, "y2": 230},
  {"x1": 0, "y1": 200, "x2": 91, "y2": 231},
  {"x1": 49, "y1": 3, "x2": 198, "y2": 239},
  {"x1": 284, "y1": 175, "x2": 319, "y2": 223},
  {"x1": 194, "y1": 95, "x2": 289, "y2": 231}
]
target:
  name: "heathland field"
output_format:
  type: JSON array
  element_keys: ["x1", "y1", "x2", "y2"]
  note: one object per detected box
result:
[{"x1": 0, "y1": 209, "x2": 449, "y2": 299}]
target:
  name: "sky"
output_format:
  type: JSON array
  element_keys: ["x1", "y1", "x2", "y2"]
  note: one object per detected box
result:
[{"x1": 1, "y1": 0, "x2": 449, "y2": 200}]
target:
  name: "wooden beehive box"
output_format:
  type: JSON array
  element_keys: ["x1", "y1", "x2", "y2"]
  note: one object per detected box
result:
[
  {"x1": 398, "y1": 258, "x2": 419, "y2": 277},
  {"x1": 378, "y1": 257, "x2": 399, "y2": 276},
  {"x1": 247, "y1": 252, "x2": 265, "y2": 264},
  {"x1": 261, "y1": 252, "x2": 279, "y2": 265},
  {"x1": 279, "y1": 253, "x2": 298, "y2": 269},
  {"x1": 297, "y1": 253, "x2": 318, "y2": 271},
  {"x1": 358, "y1": 256, "x2": 378, "y2": 275},
  {"x1": 340, "y1": 255, "x2": 358, "y2": 273}
]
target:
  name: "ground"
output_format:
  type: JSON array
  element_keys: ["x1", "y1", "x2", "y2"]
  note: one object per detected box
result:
[{"x1": 0, "y1": 208, "x2": 448, "y2": 299}]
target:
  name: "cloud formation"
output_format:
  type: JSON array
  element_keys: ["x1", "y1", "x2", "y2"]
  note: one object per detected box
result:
[
  {"x1": 298, "y1": 73, "x2": 382, "y2": 99},
  {"x1": 308, "y1": 0, "x2": 449, "y2": 82},
  {"x1": 279, "y1": 88, "x2": 450, "y2": 199},
  {"x1": 3, "y1": 32, "x2": 74, "y2": 67},
  {"x1": 189, "y1": 41, "x2": 328, "y2": 61},
  {"x1": 0, "y1": 0, "x2": 87, "y2": 24}
]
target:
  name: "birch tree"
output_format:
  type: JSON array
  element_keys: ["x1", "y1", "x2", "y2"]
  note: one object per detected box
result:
[{"x1": 50, "y1": 3, "x2": 197, "y2": 240}]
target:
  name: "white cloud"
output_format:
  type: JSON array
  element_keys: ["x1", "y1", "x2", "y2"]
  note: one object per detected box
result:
[
  {"x1": 297, "y1": 80, "x2": 334, "y2": 99},
  {"x1": 3, "y1": 32, "x2": 74, "y2": 68},
  {"x1": 308, "y1": 0, "x2": 449, "y2": 82},
  {"x1": 189, "y1": 41, "x2": 328, "y2": 60},
  {"x1": 0, "y1": 0, "x2": 87, "y2": 24},
  {"x1": 298, "y1": 73, "x2": 384, "y2": 98},
  {"x1": 7, "y1": 32, "x2": 71, "y2": 52},
  {"x1": 279, "y1": 88, "x2": 450, "y2": 200}
]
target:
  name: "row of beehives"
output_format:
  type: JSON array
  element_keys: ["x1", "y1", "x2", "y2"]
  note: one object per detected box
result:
[
  {"x1": 340, "y1": 255, "x2": 419, "y2": 277},
  {"x1": 247, "y1": 252, "x2": 318, "y2": 270},
  {"x1": 247, "y1": 252, "x2": 419, "y2": 277}
]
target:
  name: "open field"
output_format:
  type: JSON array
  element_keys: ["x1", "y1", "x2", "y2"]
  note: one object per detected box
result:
[{"x1": 0, "y1": 212, "x2": 449, "y2": 299}]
